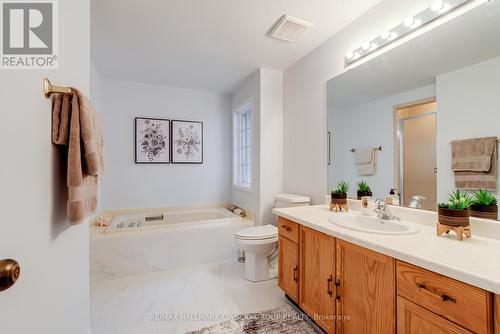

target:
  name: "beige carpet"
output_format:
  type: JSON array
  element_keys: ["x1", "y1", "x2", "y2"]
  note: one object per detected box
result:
[{"x1": 186, "y1": 304, "x2": 318, "y2": 334}]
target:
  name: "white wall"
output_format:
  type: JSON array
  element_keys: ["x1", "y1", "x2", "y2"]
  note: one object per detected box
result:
[
  {"x1": 329, "y1": 85, "x2": 436, "y2": 199},
  {"x1": 437, "y1": 56, "x2": 500, "y2": 202},
  {"x1": 0, "y1": 0, "x2": 90, "y2": 333},
  {"x1": 99, "y1": 79, "x2": 232, "y2": 210},
  {"x1": 260, "y1": 69, "x2": 283, "y2": 225},
  {"x1": 283, "y1": 0, "x2": 432, "y2": 204},
  {"x1": 231, "y1": 68, "x2": 283, "y2": 225}
]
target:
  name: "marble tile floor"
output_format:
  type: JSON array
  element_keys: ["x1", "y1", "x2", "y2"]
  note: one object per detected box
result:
[{"x1": 90, "y1": 260, "x2": 287, "y2": 334}]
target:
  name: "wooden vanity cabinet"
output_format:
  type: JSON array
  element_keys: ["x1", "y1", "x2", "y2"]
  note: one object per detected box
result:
[
  {"x1": 336, "y1": 240, "x2": 396, "y2": 334},
  {"x1": 278, "y1": 235, "x2": 299, "y2": 302},
  {"x1": 299, "y1": 226, "x2": 336, "y2": 334},
  {"x1": 277, "y1": 217, "x2": 299, "y2": 303},
  {"x1": 495, "y1": 295, "x2": 499, "y2": 334}
]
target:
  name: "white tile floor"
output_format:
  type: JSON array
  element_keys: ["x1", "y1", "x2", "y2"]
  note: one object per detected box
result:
[{"x1": 90, "y1": 260, "x2": 287, "y2": 334}]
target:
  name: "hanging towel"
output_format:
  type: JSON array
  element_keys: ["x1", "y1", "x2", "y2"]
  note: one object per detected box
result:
[
  {"x1": 355, "y1": 148, "x2": 376, "y2": 175},
  {"x1": 451, "y1": 137, "x2": 497, "y2": 190},
  {"x1": 52, "y1": 89, "x2": 104, "y2": 224}
]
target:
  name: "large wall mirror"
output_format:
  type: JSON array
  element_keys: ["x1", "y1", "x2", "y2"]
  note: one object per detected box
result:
[{"x1": 327, "y1": 0, "x2": 500, "y2": 218}]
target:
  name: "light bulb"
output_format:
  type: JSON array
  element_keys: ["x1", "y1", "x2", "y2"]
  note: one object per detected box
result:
[
  {"x1": 380, "y1": 31, "x2": 391, "y2": 40},
  {"x1": 362, "y1": 41, "x2": 371, "y2": 50},
  {"x1": 345, "y1": 51, "x2": 354, "y2": 59},
  {"x1": 431, "y1": 0, "x2": 444, "y2": 12},
  {"x1": 353, "y1": 52, "x2": 360, "y2": 60},
  {"x1": 389, "y1": 32, "x2": 398, "y2": 40},
  {"x1": 413, "y1": 19, "x2": 422, "y2": 28},
  {"x1": 404, "y1": 16, "x2": 415, "y2": 28}
]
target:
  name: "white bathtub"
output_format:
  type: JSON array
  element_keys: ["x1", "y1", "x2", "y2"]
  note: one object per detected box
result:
[{"x1": 91, "y1": 207, "x2": 253, "y2": 283}]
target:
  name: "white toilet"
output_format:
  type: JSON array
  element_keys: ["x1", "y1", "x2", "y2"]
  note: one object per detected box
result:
[{"x1": 235, "y1": 194, "x2": 311, "y2": 282}]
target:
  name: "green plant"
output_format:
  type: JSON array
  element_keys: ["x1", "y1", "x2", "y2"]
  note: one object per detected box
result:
[
  {"x1": 439, "y1": 190, "x2": 473, "y2": 210},
  {"x1": 332, "y1": 181, "x2": 349, "y2": 195},
  {"x1": 357, "y1": 181, "x2": 371, "y2": 193},
  {"x1": 473, "y1": 189, "x2": 498, "y2": 206}
]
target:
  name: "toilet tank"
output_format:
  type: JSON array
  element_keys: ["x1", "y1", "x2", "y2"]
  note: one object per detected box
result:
[{"x1": 275, "y1": 194, "x2": 311, "y2": 208}]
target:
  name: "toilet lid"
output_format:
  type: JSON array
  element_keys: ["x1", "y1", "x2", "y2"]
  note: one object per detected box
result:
[{"x1": 235, "y1": 224, "x2": 278, "y2": 240}]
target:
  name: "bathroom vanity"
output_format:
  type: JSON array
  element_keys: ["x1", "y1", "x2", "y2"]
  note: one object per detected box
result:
[{"x1": 275, "y1": 204, "x2": 500, "y2": 334}]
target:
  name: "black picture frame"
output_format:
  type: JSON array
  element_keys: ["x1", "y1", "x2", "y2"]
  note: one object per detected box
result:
[
  {"x1": 171, "y1": 120, "x2": 204, "y2": 164},
  {"x1": 134, "y1": 117, "x2": 171, "y2": 164}
]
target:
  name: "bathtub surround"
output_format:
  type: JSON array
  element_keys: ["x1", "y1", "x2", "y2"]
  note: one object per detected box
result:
[
  {"x1": 51, "y1": 90, "x2": 104, "y2": 224},
  {"x1": 98, "y1": 79, "x2": 232, "y2": 209},
  {"x1": 231, "y1": 68, "x2": 284, "y2": 225}
]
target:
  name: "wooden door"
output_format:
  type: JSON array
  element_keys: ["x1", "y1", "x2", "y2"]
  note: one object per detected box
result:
[
  {"x1": 278, "y1": 235, "x2": 299, "y2": 303},
  {"x1": 397, "y1": 297, "x2": 473, "y2": 333},
  {"x1": 336, "y1": 240, "x2": 396, "y2": 334},
  {"x1": 299, "y1": 226, "x2": 336, "y2": 334}
]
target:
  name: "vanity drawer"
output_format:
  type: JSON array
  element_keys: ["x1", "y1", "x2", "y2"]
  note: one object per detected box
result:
[
  {"x1": 277, "y1": 217, "x2": 299, "y2": 243},
  {"x1": 396, "y1": 261, "x2": 492, "y2": 334}
]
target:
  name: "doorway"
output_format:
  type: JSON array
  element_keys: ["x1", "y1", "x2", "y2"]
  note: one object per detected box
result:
[{"x1": 395, "y1": 99, "x2": 437, "y2": 211}]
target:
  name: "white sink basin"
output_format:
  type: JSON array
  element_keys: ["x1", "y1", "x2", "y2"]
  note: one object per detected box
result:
[{"x1": 329, "y1": 215, "x2": 420, "y2": 235}]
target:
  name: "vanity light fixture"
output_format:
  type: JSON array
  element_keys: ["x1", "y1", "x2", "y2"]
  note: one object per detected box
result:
[{"x1": 344, "y1": 0, "x2": 490, "y2": 67}]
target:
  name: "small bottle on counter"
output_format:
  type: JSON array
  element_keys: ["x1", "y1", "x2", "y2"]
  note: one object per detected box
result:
[{"x1": 386, "y1": 188, "x2": 400, "y2": 206}]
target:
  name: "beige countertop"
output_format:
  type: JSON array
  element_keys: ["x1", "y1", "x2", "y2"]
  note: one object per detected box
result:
[{"x1": 273, "y1": 203, "x2": 500, "y2": 294}]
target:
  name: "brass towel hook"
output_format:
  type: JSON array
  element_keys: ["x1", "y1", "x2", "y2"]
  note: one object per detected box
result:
[{"x1": 43, "y1": 77, "x2": 73, "y2": 99}]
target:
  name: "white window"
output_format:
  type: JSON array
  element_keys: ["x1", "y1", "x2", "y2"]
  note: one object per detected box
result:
[{"x1": 233, "y1": 100, "x2": 253, "y2": 190}]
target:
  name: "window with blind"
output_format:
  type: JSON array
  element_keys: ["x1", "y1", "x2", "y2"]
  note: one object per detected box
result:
[{"x1": 233, "y1": 101, "x2": 253, "y2": 190}]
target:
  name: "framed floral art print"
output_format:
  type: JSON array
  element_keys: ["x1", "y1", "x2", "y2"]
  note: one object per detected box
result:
[
  {"x1": 171, "y1": 120, "x2": 203, "y2": 164},
  {"x1": 135, "y1": 117, "x2": 170, "y2": 164}
]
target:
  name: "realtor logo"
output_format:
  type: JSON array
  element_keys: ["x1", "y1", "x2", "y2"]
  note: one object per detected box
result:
[{"x1": 1, "y1": 1, "x2": 57, "y2": 69}]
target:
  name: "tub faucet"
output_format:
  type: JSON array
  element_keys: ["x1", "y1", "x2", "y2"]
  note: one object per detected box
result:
[{"x1": 374, "y1": 199, "x2": 400, "y2": 221}]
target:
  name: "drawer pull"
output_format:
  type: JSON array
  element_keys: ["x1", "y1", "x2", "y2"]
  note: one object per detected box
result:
[
  {"x1": 416, "y1": 283, "x2": 457, "y2": 303},
  {"x1": 327, "y1": 275, "x2": 333, "y2": 297},
  {"x1": 293, "y1": 265, "x2": 298, "y2": 282},
  {"x1": 281, "y1": 225, "x2": 292, "y2": 232}
]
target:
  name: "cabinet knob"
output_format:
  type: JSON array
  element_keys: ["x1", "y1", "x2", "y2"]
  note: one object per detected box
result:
[{"x1": 0, "y1": 259, "x2": 20, "y2": 292}]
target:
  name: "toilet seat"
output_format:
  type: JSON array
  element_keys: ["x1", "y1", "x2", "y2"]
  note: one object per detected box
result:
[{"x1": 235, "y1": 224, "x2": 278, "y2": 241}]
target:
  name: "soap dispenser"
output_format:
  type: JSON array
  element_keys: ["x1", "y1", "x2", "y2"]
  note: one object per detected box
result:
[{"x1": 386, "y1": 189, "x2": 400, "y2": 206}]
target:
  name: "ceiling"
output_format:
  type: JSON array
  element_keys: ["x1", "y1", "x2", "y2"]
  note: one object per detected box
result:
[
  {"x1": 328, "y1": 0, "x2": 500, "y2": 109},
  {"x1": 91, "y1": 0, "x2": 381, "y2": 93}
]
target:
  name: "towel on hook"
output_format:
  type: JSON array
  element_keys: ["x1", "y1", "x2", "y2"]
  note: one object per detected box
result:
[
  {"x1": 451, "y1": 137, "x2": 497, "y2": 190},
  {"x1": 355, "y1": 148, "x2": 376, "y2": 175},
  {"x1": 52, "y1": 89, "x2": 104, "y2": 224}
]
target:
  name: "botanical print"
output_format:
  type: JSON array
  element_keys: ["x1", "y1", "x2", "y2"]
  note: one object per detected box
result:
[
  {"x1": 135, "y1": 118, "x2": 170, "y2": 163},
  {"x1": 172, "y1": 121, "x2": 203, "y2": 163}
]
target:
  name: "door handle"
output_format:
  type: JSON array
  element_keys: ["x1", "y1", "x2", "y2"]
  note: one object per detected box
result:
[
  {"x1": 335, "y1": 278, "x2": 341, "y2": 301},
  {"x1": 0, "y1": 259, "x2": 20, "y2": 292},
  {"x1": 293, "y1": 265, "x2": 298, "y2": 282},
  {"x1": 327, "y1": 275, "x2": 333, "y2": 297}
]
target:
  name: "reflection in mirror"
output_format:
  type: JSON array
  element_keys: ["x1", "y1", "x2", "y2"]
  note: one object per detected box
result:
[{"x1": 327, "y1": 0, "x2": 499, "y2": 219}]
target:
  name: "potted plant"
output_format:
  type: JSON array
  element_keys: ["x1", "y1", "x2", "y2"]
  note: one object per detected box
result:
[
  {"x1": 437, "y1": 190, "x2": 473, "y2": 227},
  {"x1": 470, "y1": 190, "x2": 498, "y2": 220},
  {"x1": 331, "y1": 181, "x2": 349, "y2": 206},
  {"x1": 356, "y1": 181, "x2": 372, "y2": 200}
]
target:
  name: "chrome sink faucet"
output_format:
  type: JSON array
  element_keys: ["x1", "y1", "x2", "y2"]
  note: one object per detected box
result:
[{"x1": 374, "y1": 199, "x2": 400, "y2": 221}]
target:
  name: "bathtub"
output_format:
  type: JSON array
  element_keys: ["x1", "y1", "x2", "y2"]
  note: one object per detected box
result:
[{"x1": 91, "y1": 207, "x2": 253, "y2": 283}]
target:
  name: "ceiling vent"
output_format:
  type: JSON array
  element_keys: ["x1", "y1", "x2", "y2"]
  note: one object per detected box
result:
[{"x1": 270, "y1": 15, "x2": 313, "y2": 42}]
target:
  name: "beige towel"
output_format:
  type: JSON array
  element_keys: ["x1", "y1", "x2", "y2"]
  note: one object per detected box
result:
[
  {"x1": 52, "y1": 89, "x2": 104, "y2": 224},
  {"x1": 356, "y1": 148, "x2": 375, "y2": 175},
  {"x1": 451, "y1": 137, "x2": 497, "y2": 190}
]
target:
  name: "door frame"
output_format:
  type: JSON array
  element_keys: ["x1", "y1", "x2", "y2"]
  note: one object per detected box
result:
[{"x1": 393, "y1": 97, "x2": 436, "y2": 206}]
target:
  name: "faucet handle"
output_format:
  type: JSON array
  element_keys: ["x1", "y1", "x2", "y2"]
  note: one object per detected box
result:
[{"x1": 374, "y1": 199, "x2": 386, "y2": 207}]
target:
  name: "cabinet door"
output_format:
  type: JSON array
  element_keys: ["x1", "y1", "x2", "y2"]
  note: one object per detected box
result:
[
  {"x1": 336, "y1": 240, "x2": 396, "y2": 334},
  {"x1": 495, "y1": 295, "x2": 499, "y2": 334},
  {"x1": 299, "y1": 226, "x2": 336, "y2": 334},
  {"x1": 278, "y1": 235, "x2": 299, "y2": 303},
  {"x1": 397, "y1": 297, "x2": 473, "y2": 334}
]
